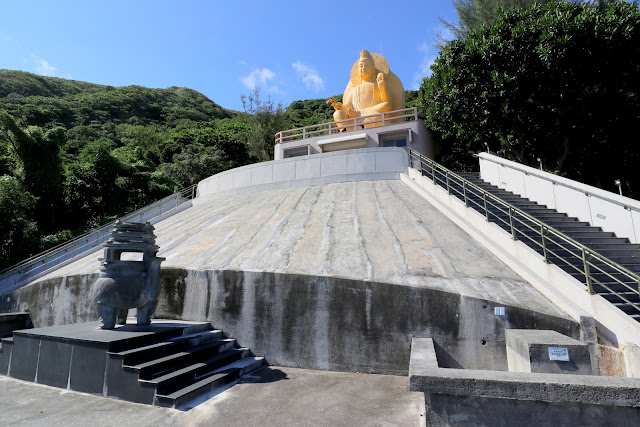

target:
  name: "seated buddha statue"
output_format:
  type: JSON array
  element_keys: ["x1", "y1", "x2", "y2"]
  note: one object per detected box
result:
[{"x1": 328, "y1": 49, "x2": 405, "y2": 130}]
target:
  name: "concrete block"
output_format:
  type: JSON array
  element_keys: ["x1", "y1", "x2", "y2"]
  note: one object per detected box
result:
[
  {"x1": 295, "y1": 158, "x2": 321, "y2": 180},
  {"x1": 218, "y1": 173, "x2": 234, "y2": 192},
  {"x1": 36, "y1": 338, "x2": 72, "y2": 388},
  {"x1": 251, "y1": 164, "x2": 273, "y2": 185},
  {"x1": 9, "y1": 335, "x2": 40, "y2": 381},
  {"x1": 506, "y1": 329, "x2": 592, "y2": 375},
  {"x1": 234, "y1": 169, "x2": 252, "y2": 189},
  {"x1": 69, "y1": 343, "x2": 108, "y2": 394},
  {"x1": 321, "y1": 155, "x2": 348, "y2": 176},
  {"x1": 374, "y1": 150, "x2": 405, "y2": 172},
  {"x1": 347, "y1": 152, "x2": 376, "y2": 173},
  {"x1": 0, "y1": 338, "x2": 13, "y2": 375},
  {"x1": 272, "y1": 161, "x2": 296, "y2": 183},
  {"x1": 623, "y1": 343, "x2": 640, "y2": 378}
]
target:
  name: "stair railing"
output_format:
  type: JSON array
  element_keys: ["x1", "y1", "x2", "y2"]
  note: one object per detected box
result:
[
  {"x1": 407, "y1": 148, "x2": 640, "y2": 315},
  {"x1": 0, "y1": 184, "x2": 198, "y2": 296}
]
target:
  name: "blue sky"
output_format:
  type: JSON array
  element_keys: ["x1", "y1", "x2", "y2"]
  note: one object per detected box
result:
[{"x1": 1, "y1": 1, "x2": 457, "y2": 111}]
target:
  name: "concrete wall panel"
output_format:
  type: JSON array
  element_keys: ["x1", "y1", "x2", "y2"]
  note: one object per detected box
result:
[
  {"x1": 479, "y1": 159, "x2": 501, "y2": 187},
  {"x1": 321, "y1": 155, "x2": 348, "y2": 176},
  {"x1": 589, "y1": 197, "x2": 635, "y2": 239},
  {"x1": 218, "y1": 173, "x2": 234, "y2": 192},
  {"x1": 499, "y1": 166, "x2": 527, "y2": 196},
  {"x1": 347, "y1": 152, "x2": 376, "y2": 173},
  {"x1": 375, "y1": 150, "x2": 405, "y2": 172},
  {"x1": 295, "y1": 157, "x2": 321, "y2": 180},
  {"x1": 251, "y1": 164, "x2": 274, "y2": 186},
  {"x1": 553, "y1": 185, "x2": 592, "y2": 223},
  {"x1": 272, "y1": 161, "x2": 296, "y2": 183},
  {"x1": 523, "y1": 174, "x2": 556, "y2": 209},
  {"x1": 234, "y1": 169, "x2": 253, "y2": 189},
  {"x1": 633, "y1": 210, "x2": 640, "y2": 244}
]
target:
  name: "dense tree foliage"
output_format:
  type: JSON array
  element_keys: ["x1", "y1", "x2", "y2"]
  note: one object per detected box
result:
[
  {"x1": 0, "y1": 70, "x2": 253, "y2": 269},
  {"x1": 421, "y1": 1, "x2": 640, "y2": 198},
  {"x1": 444, "y1": 0, "x2": 554, "y2": 41}
]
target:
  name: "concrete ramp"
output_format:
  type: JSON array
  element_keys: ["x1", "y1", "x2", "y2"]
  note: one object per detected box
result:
[
  {"x1": 4, "y1": 179, "x2": 579, "y2": 373},
  {"x1": 37, "y1": 181, "x2": 563, "y2": 315}
]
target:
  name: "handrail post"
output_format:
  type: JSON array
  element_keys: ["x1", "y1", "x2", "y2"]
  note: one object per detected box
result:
[
  {"x1": 541, "y1": 225, "x2": 549, "y2": 263},
  {"x1": 582, "y1": 247, "x2": 594, "y2": 294},
  {"x1": 463, "y1": 181, "x2": 468, "y2": 207},
  {"x1": 382, "y1": 112, "x2": 386, "y2": 126},
  {"x1": 509, "y1": 207, "x2": 516, "y2": 240},
  {"x1": 445, "y1": 171, "x2": 451, "y2": 195},
  {"x1": 483, "y1": 193, "x2": 489, "y2": 221},
  {"x1": 431, "y1": 162, "x2": 436, "y2": 184}
]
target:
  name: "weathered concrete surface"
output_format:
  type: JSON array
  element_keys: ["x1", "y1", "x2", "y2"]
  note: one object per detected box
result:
[
  {"x1": 410, "y1": 338, "x2": 640, "y2": 406},
  {"x1": 506, "y1": 329, "x2": 593, "y2": 375},
  {"x1": 2, "y1": 270, "x2": 580, "y2": 374},
  {"x1": 410, "y1": 338, "x2": 640, "y2": 425},
  {"x1": 0, "y1": 366, "x2": 424, "y2": 427},
  {"x1": 1, "y1": 180, "x2": 581, "y2": 373},
  {"x1": 26, "y1": 181, "x2": 567, "y2": 317}
]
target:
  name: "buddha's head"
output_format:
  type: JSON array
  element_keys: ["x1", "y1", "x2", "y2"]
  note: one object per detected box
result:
[{"x1": 357, "y1": 50, "x2": 376, "y2": 80}]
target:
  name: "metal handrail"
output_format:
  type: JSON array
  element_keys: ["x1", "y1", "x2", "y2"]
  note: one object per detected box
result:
[
  {"x1": 274, "y1": 107, "x2": 425, "y2": 144},
  {"x1": 479, "y1": 153, "x2": 640, "y2": 214},
  {"x1": 407, "y1": 148, "x2": 640, "y2": 315},
  {"x1": 0, "y1": 184, "x2": 197, "y2": 295}
]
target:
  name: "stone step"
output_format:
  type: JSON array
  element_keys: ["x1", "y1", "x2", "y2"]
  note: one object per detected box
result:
[
  {"x1": 109, "y1": 329, "x2": 224, "y2": 365},
  {"x1": 154, "y1": 356, "x2": 266, "y2": 409},
  {"x1": 123, "y1": 339, "x2": 236, "y2": 378},
  {"x1": 140, "y1": 347, "x2": 248, "y2": 395}
]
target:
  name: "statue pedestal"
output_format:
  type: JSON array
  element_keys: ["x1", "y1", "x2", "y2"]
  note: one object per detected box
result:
[
  {"x1": 1, "y1": 320, "x2": 208, "y2": 394},
  {"x1": 0, "y1": 319, "x2": 265, "y2": 408}
]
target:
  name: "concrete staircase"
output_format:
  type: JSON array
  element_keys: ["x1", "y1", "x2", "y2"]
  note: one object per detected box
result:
[
  {"x1": 457, "y1": 172, "x2": 640, "y2": 321},
  {"x1": 106, "y1": 323, "x2": 266, "y2": 408}
]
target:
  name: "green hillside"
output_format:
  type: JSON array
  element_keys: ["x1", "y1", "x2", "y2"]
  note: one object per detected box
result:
[{"x1": 0, "y1": 70, "x2": 254, "y2": 269}]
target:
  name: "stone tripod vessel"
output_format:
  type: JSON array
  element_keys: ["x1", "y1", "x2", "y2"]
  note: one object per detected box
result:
[{"x1": 91, "y1": 221, "x2": 165, "y2": 329}]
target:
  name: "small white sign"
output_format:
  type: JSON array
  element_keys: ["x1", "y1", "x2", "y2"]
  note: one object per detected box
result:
[
  {"x1": 548, "y1": 347, "x2": 570, "y2": 361},
  {"x1": 494, "y1": 307, "x2": 506, "y2": 316}
]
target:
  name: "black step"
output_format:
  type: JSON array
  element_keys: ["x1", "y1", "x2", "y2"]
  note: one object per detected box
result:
[
  {"x1": 124, "y1": 339, "x2": 236, "y2": 378},
  {"x1": 154, "y1": 356, "x2": 265, "y2": 409}
]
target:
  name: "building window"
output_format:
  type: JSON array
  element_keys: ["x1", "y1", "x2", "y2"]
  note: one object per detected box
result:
[
  {"x1": 283, "y1": 146, "x2": 309, "y2": 158},
  {"x1": 382, "y1": 137, "x2": 407, "y2": 148}
]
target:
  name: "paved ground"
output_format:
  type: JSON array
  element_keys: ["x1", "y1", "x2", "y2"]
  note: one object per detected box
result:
[{"x1": 0, "y1": 366, "x2": 425, "y2": 427}]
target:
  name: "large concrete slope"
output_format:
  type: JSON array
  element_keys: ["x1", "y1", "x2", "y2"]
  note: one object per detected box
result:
[
  {"x1": 38, "y1": 180, "x2": 562, "y2": 316},
  {"x1": 6, "y1": 179, "x2": 578, "y2": 373}
]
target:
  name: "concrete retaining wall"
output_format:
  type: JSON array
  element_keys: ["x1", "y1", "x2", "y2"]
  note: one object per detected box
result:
[
  {"x1": 0, "y1": 269, "x2": 579, "y2": 375},
  {"x1": 195, "y1": 147, "x2": 408, "y2": 203},
  {"x1": 479, "y1": 153, "x2": 640, "y2": 243},
  {"x1": 410, "y1": 338, "x2": 640, "y2": 425}
]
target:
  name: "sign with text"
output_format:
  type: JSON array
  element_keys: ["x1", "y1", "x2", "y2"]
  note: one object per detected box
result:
[{"x1": 548, "y1": 347, "x2": 570, "y2": 361}]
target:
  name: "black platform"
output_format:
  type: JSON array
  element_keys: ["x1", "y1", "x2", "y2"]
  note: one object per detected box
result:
[{"x1": 0, "y1": 319, "x2": 265, "y2": 408}]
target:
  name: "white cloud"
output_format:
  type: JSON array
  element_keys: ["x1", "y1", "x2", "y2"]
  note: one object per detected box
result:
[
  {"x1": 412, "y1": 24, "x2": 454, "y2": 89},
  {"x1": 34, "y1": 57, "x2": 57, "y2": 76},
  {"x1": 292, "y1": 61, "x2": 324, "y2": 92},
  {"x1": 241, "y1": 67, "x2": 276, "y2": 90}
]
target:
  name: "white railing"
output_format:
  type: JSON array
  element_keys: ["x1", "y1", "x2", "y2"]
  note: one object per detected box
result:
[
  {"x1": 275, "y1": 107, "x2": 425, "y2": 145},
  {"x1": 479, "y1": 153, "x2": 640, "y2": 244}
]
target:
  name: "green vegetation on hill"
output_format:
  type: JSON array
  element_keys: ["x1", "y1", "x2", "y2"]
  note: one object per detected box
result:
[{"x1": 0, "y1": 70, "x2": 255, "y2": 269}]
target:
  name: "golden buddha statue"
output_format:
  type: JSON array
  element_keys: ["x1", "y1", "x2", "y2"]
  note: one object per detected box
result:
[{"x1": 328, "y1": 49, "x2": 405, "y2": 130}]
